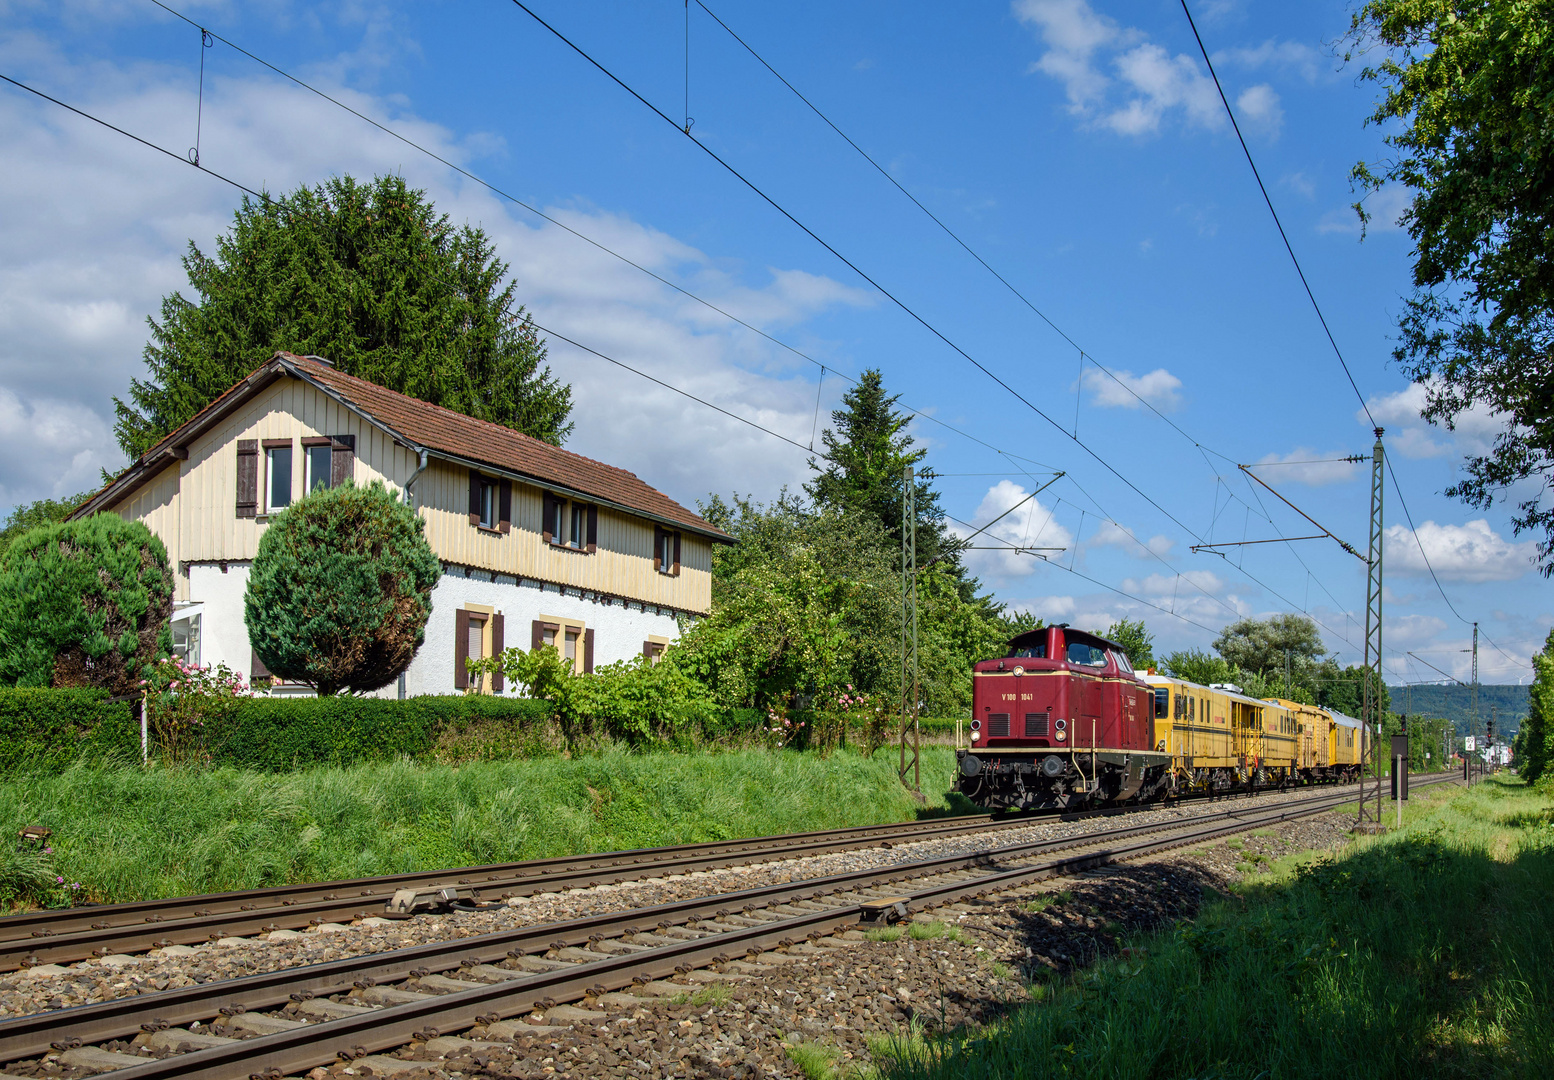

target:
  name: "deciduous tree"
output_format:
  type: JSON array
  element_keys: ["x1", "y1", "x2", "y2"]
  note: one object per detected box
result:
[
  {"x1": 245, "y1": 480, "x2": 441, "y2": 697},
  {"x1": 115, "y1": 174, "x2": 572, "y2": 460},
  {"x1": 1348, "y1": 2, "x2": 1554, "y2": 572}
]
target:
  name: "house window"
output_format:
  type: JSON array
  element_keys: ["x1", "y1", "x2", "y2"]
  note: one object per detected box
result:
[
  {"x1": 478, "y1": 478, "x2": 497, "y2": 529},
  {"x1": 534, "y1": 618, "x2": 592, "y2": 673},
  {"x1": 306, "y1": 443, "x2": 332, "y2": 494},
  {"x1": 644, "y1": 638, "x2": 669, "y2": 665},
  {"x1": 171, "y1": 614, "x2": 201, "y2": 667},
  {"x1": 654, "y1": 527, "x2": 680, "y2": 575},
  {"x1": 543, "y1": 492, "x2": 595, "y2": 552},
  {"x1": 564, "y1": 628, "x2": 579, "y2": 665},
  {"x1": 467, "y1": 612, "x2": 487, "y2": 665},
  {"x1": 266, "y1": 444, "x2": 293, "y2": 511}
]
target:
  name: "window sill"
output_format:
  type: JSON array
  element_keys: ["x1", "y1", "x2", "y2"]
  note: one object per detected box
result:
[
  {"x1": 474, "y1": 524, "x2": 504, "y2": 535},
  {"x1": 655, "y1": 568, "x2": 680, "y2": 577},
  {"x1": 546, "y1": 541, "x2": 592, "y2": 554}
]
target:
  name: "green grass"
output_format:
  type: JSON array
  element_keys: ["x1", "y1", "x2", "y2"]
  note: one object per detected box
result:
[
  {"x1": 872, "y1": 776, "x2": 1554, "y2": 1080},
  {"x1": 908, "y1": 920, "x2": 964, "y2": 942},
  {"x1": 0, "y1": 747, "x2": 959, "y2": 905},
  {"x1": 865, "y1": 925, "x2": 905, "y2": 942},
  {"x1": 1020, "y1": 890, "x2": 1073, "y2": 914}
]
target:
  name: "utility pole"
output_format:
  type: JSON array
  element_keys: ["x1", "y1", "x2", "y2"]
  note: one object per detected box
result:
[
  {"x1": 1472, "y1": 622, "x2": 1479, "y2": 787},
  {"x1": 898, "y1": 465, "x2": 920, "y2": 796},
  {"x1": 1357, "y1": 428, "x2": 1385, "y2": 832}
]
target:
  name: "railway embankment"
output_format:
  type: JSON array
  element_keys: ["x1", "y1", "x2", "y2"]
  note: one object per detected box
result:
[
  {"x1": 872, "y1": 776, "x2": 1554, "y2": 1080},
  {"x1": 0, "y1": 748, "x2": 961, "y2": 908}
]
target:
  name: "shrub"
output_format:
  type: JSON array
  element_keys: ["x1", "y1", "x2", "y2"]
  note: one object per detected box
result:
[
  {"x1": 245, "y1": 480, "x2": 441, "y2": 696},
  {"x1": 0, "y1": 689, "x2": 139, "y2": 771},
  {"x1": 142, "y1": 658, "x2": 254, "y2": 767},
  {"x1": 0, "y1": 514, "x2": 173, "y2": 692},
  {"x1": 569, "y1": 656, "x2": 721, "y2": 744}
]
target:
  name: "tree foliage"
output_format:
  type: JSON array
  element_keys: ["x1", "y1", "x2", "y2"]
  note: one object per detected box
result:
[
  {"x1": 1103, "y1": 618, "x2": 1155, "y2": 670},
  {"x1": 115, "y1": 174, "x2": 573, "y2": 460},
  {"x1": 0, "y1": 514, "x2": 173, "y2": 692},
  {"x1": 0, "y1": 491, "x2": 94, "y2": 561},
  {"x1": 1517, "y1": 629, "x2": 1554, "y2": 784},
  {"x1": 1213, "y1": 614, "x2": 1325, "y2": 679},
  {"x1": 1348, "y1": 2, "x2": 1554, "y2": 572},
  {"x1": 245, "y1": 480, "x2": 441, "y2": 696}
]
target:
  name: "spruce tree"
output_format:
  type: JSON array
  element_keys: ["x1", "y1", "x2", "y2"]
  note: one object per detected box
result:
[
  {"x1": 245, "y1": 480, "x2": 441, "y2": 696},
  {"x1": 114, "y1": 174, "x2": 572, "y2": 460}
]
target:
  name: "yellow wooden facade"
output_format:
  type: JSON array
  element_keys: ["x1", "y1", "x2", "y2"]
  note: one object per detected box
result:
[{"x1": 105, "y1": 374, "x2": 714, "y2": 614}]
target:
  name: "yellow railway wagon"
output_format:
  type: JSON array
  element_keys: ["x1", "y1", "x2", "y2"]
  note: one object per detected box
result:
[
  {"x1": 1145, "y1": 676, "x2": 1299, "y2": 792},
  {"x1": 1328, "y1": 709, "x2": 1364, "y2": 775},
  {"x1": 1271, "y1": 698, "x2": 1332, "y2": 774}
]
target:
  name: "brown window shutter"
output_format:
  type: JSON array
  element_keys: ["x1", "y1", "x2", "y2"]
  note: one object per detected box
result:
[
  {"x1": 583, "y1": 628, "x2": 595, "y2": 674},
  {"x1": 586, "y1": 504, "x2": 598, "y2": 553},
  {"x1": 643, "y1": 640, "x2": 654, "y2": 660},
  {"x1": 468, "y1": 471, "x2": 481, "y2": 526},
  {"x1": 672, "y1": 532, "x2": 681, "y2": 576},
  {"x1": 235, "y1": 439, "x2": 258, "y2": 518},
  {"x1": 250, "y1": 646, "x2": 271, "y2": 679},
  {"x1": 329, "y1": 434, "x2": 355, "y2": 487},
  {"x1": 454, "y1": 608, "x2": 471, "y2": 689},
  {"x1": 490, "y1": 614, "x2": 505, "y2": 691},
  {"x1": 541, "y1": 492, "x2": 556, "y2": 544},
  {"x1": 498, "y1": 479, "x2": 512, "y2": 535},
  {"x1": 531, "y1": 619, "x2": 544, "y2": 651}
]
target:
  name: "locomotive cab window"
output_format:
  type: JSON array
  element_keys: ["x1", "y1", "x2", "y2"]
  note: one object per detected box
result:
[
  {"x1": 1109, "y1": 649, "x2": 1133, "y2": 674},
  {"x1": 1065, "y1": 641, "x2": 1107, "y2": 667},
  {"x1": 1010, "y1": 643, "x2": 1046, "y2": 658}
]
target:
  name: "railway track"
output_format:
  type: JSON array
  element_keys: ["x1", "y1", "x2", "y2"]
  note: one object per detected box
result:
[
  {"x1": 0, "y1": 778, "x2": 1359, "y2": 971},
  {"x1": 0, "y1": 775, "x2": 1450, "y2": 1079}
]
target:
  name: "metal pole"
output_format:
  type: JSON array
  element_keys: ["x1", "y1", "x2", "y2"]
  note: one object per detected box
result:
[
  {"x1": 898, "y1": 465, "x2": 920, "y2": 795},
  {"x1": 1357, "y1": 428, "x2": 1385, "y2": 831}
]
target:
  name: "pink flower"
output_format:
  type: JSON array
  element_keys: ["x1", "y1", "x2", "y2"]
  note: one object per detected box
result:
[{"x1": 55, "y1": 876, "x2": 63, "y2": 884}]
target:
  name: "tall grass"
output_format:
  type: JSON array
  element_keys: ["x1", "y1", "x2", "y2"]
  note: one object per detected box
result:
[
  {"x1": 0, "y1": 747, "x2": 957, "y2": 905},
  {"x1": 877, "y1": 776, "x2": 1554, "y2": 1080}
]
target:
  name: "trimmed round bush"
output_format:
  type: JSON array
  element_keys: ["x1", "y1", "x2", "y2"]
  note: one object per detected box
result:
[
  {"x1": 245, "y1": 480, "x2": 440, "y2": 696},
  {"x1": 0, "y1": 514, "x2": 173, "y2": 692}
]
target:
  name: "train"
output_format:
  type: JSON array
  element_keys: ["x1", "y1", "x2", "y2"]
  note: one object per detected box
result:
[{"x1": 953, "y1": 624, "x2": 1366, "y2": 811}]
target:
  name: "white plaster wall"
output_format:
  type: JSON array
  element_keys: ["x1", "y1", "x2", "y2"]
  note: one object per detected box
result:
[
  {"x1": 186, "y1": 562, "x2": 256, "y2": 682},
  {"x1": 400, "y1": 566, "x2": 683, "y2": 698},
  {"x1": 185, "y1": 560, "x2": 682, "y2": 697}
]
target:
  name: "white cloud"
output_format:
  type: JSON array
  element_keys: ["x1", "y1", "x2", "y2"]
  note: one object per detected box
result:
[
  {"x1": 0, "y1": 47, "x2": 871, "y2": 515},
  {"x1": 1319, "y1": 183, "x2": 1411, "y2": 235},
  {"x1": 1014, "y1": 0, "x2": 1266, "y2": 139},
  {"x1": 1385, "y1": 520, "x2": 1537, "y2": 583},
  {"x1": 1088, "y1": 519, "x2": 1175, "y2": 558},
  {"x1": 1234, "y1": 84, "x2": 1282, "y2": 138},
  {"x1": 1120, "y1": 570, "x2": 1226, "y2": 597},
  {"x1": 1281, "y1": 171, "x2": 1315, "y2": 199},
  {"x1": 1361, "y1": 382, "x2": 1505, "y2": 460},
  {"x1": 1251, "y1": 448, "x2": 1359, "y2": 487},
  {"x1": 1212, "y1": 39, "x2": 1324, "y2": 82},
  {"x1": 951, "y1": 480, "x2": 1074, "y2": 579},
  {"x1": 1385, "y1": 613, "x2": 1448, "y2": 650},
  {"x1": 1080, "y1": 365, "x2": 1182, "y2": 410}
]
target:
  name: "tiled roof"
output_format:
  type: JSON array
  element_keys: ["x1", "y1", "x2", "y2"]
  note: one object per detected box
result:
[{"x1": 280, "y1": 353, "x2": 729, "y2": 540}]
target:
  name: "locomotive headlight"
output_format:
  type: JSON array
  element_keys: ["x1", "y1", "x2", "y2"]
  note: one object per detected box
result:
[
  {"x1": 1054, "y1": 718, "x2": 1067, "y2": 731},
  {"x1": 1055, "y1": 730, "x2": 1067, "y2": 742},
  {"x1": 970, "y1": 730, "x2": 981, "y2": 742},
  {"x1": 970, "y1": 719, "x2": 981, "y2": 731}
]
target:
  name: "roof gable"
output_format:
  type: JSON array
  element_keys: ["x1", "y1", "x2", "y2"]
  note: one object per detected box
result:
[{"x1": 79, "y1": 352, "x2": 730, "y2": 541}]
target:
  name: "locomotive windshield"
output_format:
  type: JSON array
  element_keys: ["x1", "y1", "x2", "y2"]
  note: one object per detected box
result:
[
  {"x1": 1065, "y1": 641, "x2": 1108, "y2": 667},
  {"x1": 1010, "y1": 643, "x2": 1046, "y2": 658}
]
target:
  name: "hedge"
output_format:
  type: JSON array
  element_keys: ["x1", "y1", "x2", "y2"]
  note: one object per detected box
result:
[
  {"x1": 0, "y1": 689, "x2": 140, "y2": 770},
  {"x1": 0, "y1": 690, "x2": 551, "y2": 773}
]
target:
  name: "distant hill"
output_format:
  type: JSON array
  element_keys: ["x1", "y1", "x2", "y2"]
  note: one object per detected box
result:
[{"x1": 1387, "y1": 683, "x2": 1527, "y2": 738}]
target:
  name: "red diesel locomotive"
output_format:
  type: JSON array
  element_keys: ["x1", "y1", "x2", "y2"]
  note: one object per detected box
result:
[{"x1": 955, "y1": 625, "x2": 1172, "y2": 810}]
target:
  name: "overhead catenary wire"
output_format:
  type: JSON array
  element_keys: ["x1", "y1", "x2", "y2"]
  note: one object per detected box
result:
[{"x1": 503, "y1": 0, "x2": 1212, "y2": 546}]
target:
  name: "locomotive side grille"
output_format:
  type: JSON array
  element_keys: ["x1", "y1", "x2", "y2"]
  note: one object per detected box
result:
[
  {"x1": 988, "y1": 713, "x2": 1010, "y2": 738},
  {"x1": 1024, "y1": 711, "x2": 1050, "y2": 737}
]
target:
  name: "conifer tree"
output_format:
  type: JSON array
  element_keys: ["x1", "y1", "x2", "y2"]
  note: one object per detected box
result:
[
  {"x1": 114, "y1": 174, "x2": 572, "y2": 460},
  {"x1": 245, "y1": 480, "x2": 441, "y2": 697}
]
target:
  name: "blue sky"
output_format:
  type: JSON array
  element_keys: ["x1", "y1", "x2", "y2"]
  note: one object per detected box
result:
[{"x1": 0, "y1": 0, "x2": 1544, "y2": 682}]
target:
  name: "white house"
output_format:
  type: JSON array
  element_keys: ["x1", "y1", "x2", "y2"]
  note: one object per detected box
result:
[{"x1": 73, "y1": 351, "x2": 731, "y2": 696}]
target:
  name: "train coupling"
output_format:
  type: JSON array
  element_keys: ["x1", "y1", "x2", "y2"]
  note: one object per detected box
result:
[
  {"x1": 382, "y1": 885, "x2": 481, "y2": 918},
  {"x1": 860, "y1": 897, "x2": 910, "y2": 925}
]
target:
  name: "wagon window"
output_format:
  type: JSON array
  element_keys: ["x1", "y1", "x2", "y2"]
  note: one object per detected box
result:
[{"x1": 1154, "y1": 688, "x2": 1169, "y2": 720}]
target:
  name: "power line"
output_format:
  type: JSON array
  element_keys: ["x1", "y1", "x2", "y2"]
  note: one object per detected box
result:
[
  {"x1": 504, "y1": 0, "x2": 1210, "y2": 544},
  {"x1": 1178, "y1": 0, "x2": 1376, "y2": 428}
]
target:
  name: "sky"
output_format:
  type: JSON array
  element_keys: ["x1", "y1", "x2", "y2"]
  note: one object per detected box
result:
[{"x1": 0, "y1": 0, "x2": 1544, "y2": 685}]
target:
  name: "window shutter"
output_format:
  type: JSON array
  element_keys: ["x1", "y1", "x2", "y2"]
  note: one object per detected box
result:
[
  {"x1": 490, "y1": 614, "x2": 505, "y2": 691},
  {"x1": 250, "y1": 646, "x2": 271, "y2": 679},
  {"x1": 531, "y1": 619, "x2": 545, "y2": 651},
  {"x1": 586, "y1": 505, "x2": 598, "y2": 553},
  {"x1": 542, "y1": 492, "x2": 556, "y2": 544},
  {"x1": 672, "y1": 532, "x2": 681, "y2": 576},
  {"x1": 454, "y1": 609, "x2": 471, "y2": 689},
  {"x1": 498, "y1": 479, "x2": 512, "y2": 535},
  {"x1": 329, "y1": 434, "x2": 355, "y2": 487},
  {"x1": 583, "y1": 628, "x2": 595, "y2": 674},
  {"x1": 643, "y1": 640, "x2": 654, "y2": 659},
  {"x1": 235, "y1": 440, "x2": 258, "y2": 518},
  {"x1": 467, "y1": 471, "x2": 481, "y2": 526}
]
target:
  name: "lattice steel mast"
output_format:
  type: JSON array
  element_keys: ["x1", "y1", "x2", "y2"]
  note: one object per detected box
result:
[
  {"x1": 1357, "y1": 428, "x2": 1385, "y2": 831},
  {"x1": 899, "y1": 465, "x2": 920, "y2": 795}
]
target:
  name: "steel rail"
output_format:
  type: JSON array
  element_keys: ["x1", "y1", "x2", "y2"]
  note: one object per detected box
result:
[
  {"x1": 25, "y1": 776, "x2": 1454, "y2": 1080},
  {"x1": 0, "y1": 775, "x2": 1450, "y2": 1067},
  {"x1": 0, "y1": 776, "x2": 1348, "y2": 970}
]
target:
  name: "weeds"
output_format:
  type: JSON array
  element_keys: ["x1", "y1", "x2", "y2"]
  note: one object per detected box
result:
[
  {"x1": 875, "y1": 776, "x2": 1554, "y2": 1080},
  {"x1": 866, "y1": 925, "x2": 905, "y2": 942},
  {"x1": 908, "y1": 921, "x2": 964, "y2": 942},
  {"x1": 1020, "y1": 890, "x2": 1072, "y2": 913}
]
